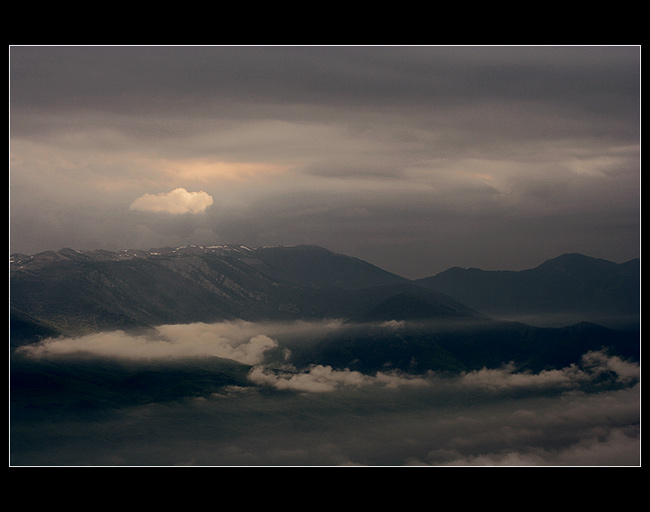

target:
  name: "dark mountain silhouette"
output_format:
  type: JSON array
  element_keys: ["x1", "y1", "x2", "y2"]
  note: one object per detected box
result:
[
  {"x1": 10, "y1": 244, "x2": 469, "y2": 341},
  {"x1": 11, "y1": 246, "x2": 640, "y2": 342},
  {"x1": 415, "y1": 253, "x2": 639, "y2": 330}
]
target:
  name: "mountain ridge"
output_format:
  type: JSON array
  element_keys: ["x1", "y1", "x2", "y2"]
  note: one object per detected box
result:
[
  {"x1": 415, "y1": 252, "x2": 639, "y2": 330},
  {"x1": 10, "y1": 244, "x2": 464, "y2": 340},
  {"x1": 11, "y1": 245, "x2": 637, "y2": 276},
  {"x1": 10, "y1": 245, "x2": 639, "y2": 341}
]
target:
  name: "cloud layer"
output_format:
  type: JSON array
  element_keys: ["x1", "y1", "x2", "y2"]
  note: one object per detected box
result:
[
  {"x1": 18, "y1": 325, "x2": 275, "y2": 365},
  {"x1": 17, "y1": 320, "x2": 640, "y2": 393},
  {"x1": 248, "y1": 365, "x2": 432, "y2": 393},
  {"x1": 12, "y1": 319, "x2": 640, "y2": 466},
  {"x1": 129, "y1": 188, "x2": 213, "y2": 214}
]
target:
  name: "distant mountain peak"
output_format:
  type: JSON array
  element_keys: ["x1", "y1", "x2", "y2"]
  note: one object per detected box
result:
[
  {"x1": 414, "y1": 252, "x2": 639, "y2": 330},
  {"x1": 539, "y1": 252, "x2": 612, "y2": 266},
  {"x1": 354, "y1": 292, "x2": 465, "y2": 323}
]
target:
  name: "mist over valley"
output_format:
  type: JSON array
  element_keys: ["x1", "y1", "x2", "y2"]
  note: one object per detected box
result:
[{"x1": 10, "y1": 244, "x2": 640, "y2": 466}]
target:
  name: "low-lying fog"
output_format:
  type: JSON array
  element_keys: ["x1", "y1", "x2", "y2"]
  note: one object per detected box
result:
[{"x1": 11, "y1": 320, "x2": 640, "y2": 466}]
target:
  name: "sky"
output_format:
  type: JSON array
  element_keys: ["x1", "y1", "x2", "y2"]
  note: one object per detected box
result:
[{"x1": 9, "y1": 45, "x2": 641, "y2": 279}]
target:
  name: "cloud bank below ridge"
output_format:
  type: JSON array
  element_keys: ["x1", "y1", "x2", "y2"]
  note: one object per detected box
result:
[
  {"x1": 16, "y1": 320, "x2": 639, "y2": 394},
  {"x1": 12, "y1": 319, "x2": 640, "y2": 466}
]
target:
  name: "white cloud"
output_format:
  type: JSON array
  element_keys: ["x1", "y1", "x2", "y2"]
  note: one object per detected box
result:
[
  {"x1": 249, "y1": 351, "x2": 639, "y2": 394},
  {"x1": 249, "y1": 365, "x2": 368, "y2": 393},
  {"x1": 248, "y1": 365, "x2": 431, "y2": 393},
  {"x1": 15, "y1": 320, "x2": 348, "y2": 367},
  {"x1": 16, "y1": 329, "x2": 277, "y2": 365},
  {"x1": 457, "y1": 351, "x2": 639, "y2": 391},
  {"x1": 129, "y1": 187, "x2": 213, "y2": 214}
]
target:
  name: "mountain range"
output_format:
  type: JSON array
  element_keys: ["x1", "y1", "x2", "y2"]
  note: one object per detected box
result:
[
  {"x1": 10, "y1": 244, "x2": 471, "y2": 341},
  {"x1": 10, "y1": 244, "x2": 640, "y2": 377},
  {"x1": 416, "y1": 253, "x2": 640, "y2": 330}
]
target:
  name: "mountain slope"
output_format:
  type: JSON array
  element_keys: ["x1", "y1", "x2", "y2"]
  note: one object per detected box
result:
[
  {"x1": 415, "y1": 253, "x2": 640, "y2": 329},
  {"x1": 11, "y1": 246, "x2": 282, "y2": 335},
  {"x1": 10, "y1": 244, "x2": 464, "y2": 339},
  {"x1": 351, "y1": 292, "x2": 469, "y2": 323},
  {"x1": 251, "y1": 245, "x2": 410, "y2": 290}
]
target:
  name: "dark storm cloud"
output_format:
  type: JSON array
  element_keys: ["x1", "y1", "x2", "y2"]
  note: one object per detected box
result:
[
  {"x1": 10, "y1": 46, "x2": 639, "y2": 114},
  {"x1": 10, "y1": 45, "x2": 640, "y2": 156},
  {"x1": 10, "y1": 46, "x2": 640, "y2": 277}
]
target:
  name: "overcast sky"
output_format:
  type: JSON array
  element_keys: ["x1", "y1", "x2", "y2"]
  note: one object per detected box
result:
[{"x1": 9, "y1": 45, "x2": 640, "y2": 278}]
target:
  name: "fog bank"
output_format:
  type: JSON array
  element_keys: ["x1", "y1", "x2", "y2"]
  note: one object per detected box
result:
[{"x1": 11, "y1": 319, "x2": 640, "y2": 466}]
